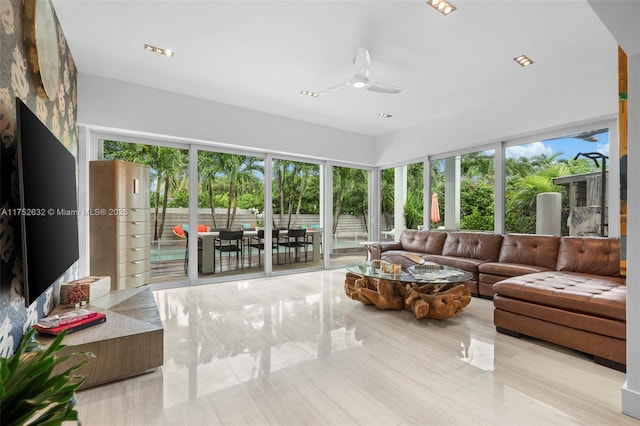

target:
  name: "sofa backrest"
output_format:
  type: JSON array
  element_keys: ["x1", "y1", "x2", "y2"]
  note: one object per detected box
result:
[
  {"x1": 442, "y1": 232, "x2": 503, "y2": 261},
  {"x1": 399, "y1": 229, "x2": 447, "y2": 254},
  {"x1": 556, "y1": 236, "x2": 623, "y2": 277},
  {"x1": 498, "y1": 233, "x2": 560, "y2": 269}
]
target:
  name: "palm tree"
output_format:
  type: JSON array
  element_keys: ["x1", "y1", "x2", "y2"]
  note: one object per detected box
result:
[
  {"x1": 199, "y1": 153, "x2": 264, "y2": 228},
  {"x1": 198, "y1": 151, "x2": 222, "y2": 228},
  {"x1": 103, "y1": 141, "x2": 187, "y2": 240},
  {"x1": 272, "y1": 160, "x2": 319, "y2": 229},
  {"x1": 531, "y1": 152, "x2": 563, "y2": 170}
]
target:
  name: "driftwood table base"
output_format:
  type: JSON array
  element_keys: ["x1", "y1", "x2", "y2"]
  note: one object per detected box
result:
[{"x1": 345, "y1": 272, "x2": 471, "y2": 320}]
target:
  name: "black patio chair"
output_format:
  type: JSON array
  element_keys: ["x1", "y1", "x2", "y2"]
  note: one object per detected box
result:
[
  {"x1": 248, "y1": 229, "x2": 280, "y2": 267},
  {"x1": 278, "y1": 229, "x2": 308, "y2": 264},
  {"x1": 214, "y1": 230, "x2": 244, "y2": 272}
]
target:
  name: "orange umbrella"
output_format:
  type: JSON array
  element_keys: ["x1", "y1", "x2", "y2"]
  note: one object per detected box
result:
[{"x1": 430, "y1": 193, "x2": 441, "y2": 223}]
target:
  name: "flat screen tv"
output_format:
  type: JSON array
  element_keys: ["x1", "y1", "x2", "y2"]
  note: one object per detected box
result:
[{"x1": 16, "y1": 98, "x2": 79, "y2": 307}]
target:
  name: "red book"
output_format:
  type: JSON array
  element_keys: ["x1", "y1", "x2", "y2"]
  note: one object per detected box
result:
[
  {"x1": 34, "y1": 312, "x2": 107, "y2": 335},
  {"x1": 37, "y1": 310, "x2": 98, "y2": 329}
]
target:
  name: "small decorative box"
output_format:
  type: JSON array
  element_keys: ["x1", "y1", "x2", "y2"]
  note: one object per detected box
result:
[{"x1": 60, "y1": 276, "x2": 110, "y2": 305}]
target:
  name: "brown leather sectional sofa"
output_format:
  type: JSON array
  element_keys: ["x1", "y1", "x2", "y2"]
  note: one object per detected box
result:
[{"x1": 366, "y1": 230, "x2": 626, "y2": 369}]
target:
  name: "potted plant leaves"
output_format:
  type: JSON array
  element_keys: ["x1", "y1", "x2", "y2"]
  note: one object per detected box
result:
[{"x1": 0, "y1": 327, "x2": 94, "y2": 425}]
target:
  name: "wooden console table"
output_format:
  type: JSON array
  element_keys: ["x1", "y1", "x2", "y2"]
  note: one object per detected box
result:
[{"x1": 38, "y1": 286, "x2": 163, "y2": 389}]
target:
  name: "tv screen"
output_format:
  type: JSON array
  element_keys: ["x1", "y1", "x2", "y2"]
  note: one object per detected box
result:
[{"x1": 16, "y1": 98, "x2": 79, "y2": 307}]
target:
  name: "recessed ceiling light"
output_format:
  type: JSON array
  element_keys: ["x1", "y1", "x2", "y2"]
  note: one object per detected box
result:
[
  {"x1": 144, "y1": 44, "x2": 175, "y2": 57},
  {"x1": 514, "y1": 54, "x2": 534, "y2": 67},
  {"x1": 300, "y1": 90, "x2": 319, "y2": 97},
  {"x1": 378, "y1": 113, "x2": 393, "y2": 118},
  {"x1": 427, "y1": 0, "x2": 456, "y2": 16}
]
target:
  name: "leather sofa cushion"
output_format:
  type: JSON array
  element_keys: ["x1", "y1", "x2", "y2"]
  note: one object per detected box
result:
[
  {"x1": 556, "y1": 237, "x2": 622, "y2": 277},
  {"x1": 423, "y1": 254, "x2": 485, "y2": 273},
  {"x1": 494, "y1": 295, "x2": 626, "y2": 339},
  {"x1": 366, "y1": 241, "x2": 403, "y2": 260},
  {"x1": 398, "y1": 230, "x2": 447, "y2": 254},
  {"x1": 498, "y1": 234, "x2": 560, "y2": 270},
  {"x1": 479, "y1": 273, "x2": 506, "y2": 286},
  {"x1": 493, "y1": 271, "x2": 626, "y2": 321},
  {"x1": 479, "y1": 262, "x2": 551, "y2": 277},
  {"x1": 441, "y1": 232, "x2": 503, "y2": 261}
]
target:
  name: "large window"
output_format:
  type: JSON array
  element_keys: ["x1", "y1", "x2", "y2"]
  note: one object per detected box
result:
[
  {"x1": 197, "y1": 150, "x2": 265, "y2": 276},
  {"x1": 406, "y1": 162, "x2": 425, "y2": 230},
  {"x1": 505, "y1": 129, "x2": 610, "y2": 236},
  {"x1": 431, "y1": 150, "x2": 495, "y2": 231},
  {"x1": 380, "y1": 168, "x2": 395, "y2": 240},
  {"x1": 96, "y1": 123, "x2": 612, "y2": 287},
  {"x1": 379, "y1": 162, "x2": 424, "y2": 240},
  {"x1": 102, "y1": 140, "x2": 189, "y2": 283},
  {"x1": 271, "y1": 158, "x2": 322, "y2": 271},
  {"x1": 330, "y1": 165, "x2": 370, "y2": 267}
]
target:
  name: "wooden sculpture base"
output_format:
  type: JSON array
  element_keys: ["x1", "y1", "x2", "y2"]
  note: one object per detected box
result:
[{"x1": 344, "y1": 272, "x2": 471, "y2": 320}]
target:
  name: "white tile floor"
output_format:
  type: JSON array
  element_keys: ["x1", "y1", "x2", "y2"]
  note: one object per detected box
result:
[{"x1": 74, "y1": 269, "x2": 638, "y2": 425}]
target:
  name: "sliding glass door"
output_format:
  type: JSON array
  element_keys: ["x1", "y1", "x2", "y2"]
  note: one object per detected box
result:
[
  {"x1": 101, "y1": 140, "x2": 189, "y2": 284},
  {"x1": 329, "y1": 165, "x2": 370, "y2": 267},
  {"x1": 197, "y1": 150, "x2": 265, "y2": 277},
  {"x1": 271, "y1": 158, "x2": 322, "y2": 271}
]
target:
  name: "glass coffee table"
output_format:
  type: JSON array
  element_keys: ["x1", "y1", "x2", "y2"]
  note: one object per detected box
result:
[{"x1": 345, "y1": 260, "x2": 473, "y2": 320}]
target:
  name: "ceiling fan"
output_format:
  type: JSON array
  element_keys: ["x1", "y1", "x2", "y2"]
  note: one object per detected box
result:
[{"x1": 316, "y1": 48, "x2": 403, "y2": 95}]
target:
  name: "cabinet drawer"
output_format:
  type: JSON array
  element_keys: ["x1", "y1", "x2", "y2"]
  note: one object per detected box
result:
[
  {"x1": 119, "y1": 246, "x2": 149, "y2": 263},
  {"x1": 119, "y1": 234, "x2": 149, "y2": 249},
  {"x1": 119, "y1": 259, "x2": 149, "y2": 277},
  {"x1": 119, "y1": 271, "x2": 150, "y2": 288},
  {"x1": 118, "y1": 220, "x2": 150, "y2": 235},
  {"x1": 118, "y1": 208, "x2": 149, "y2": 222}
]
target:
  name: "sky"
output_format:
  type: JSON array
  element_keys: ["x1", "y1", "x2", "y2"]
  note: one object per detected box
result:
[{"x1": 505, "y1": 130, "x2": 610, "y2": 161}]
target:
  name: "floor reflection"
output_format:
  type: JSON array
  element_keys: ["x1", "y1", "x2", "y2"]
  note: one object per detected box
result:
[
  {"x1": 74, "y1": 270, "x2": 632, "y2": 426},
  {"x1": 154, "y1": 274, "x2": 369, "y2": 402}
]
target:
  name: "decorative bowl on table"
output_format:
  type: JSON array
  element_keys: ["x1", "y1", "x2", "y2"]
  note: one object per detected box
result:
[{"x1": 407, "y1": 265, "x2": 465, "y2": 282}]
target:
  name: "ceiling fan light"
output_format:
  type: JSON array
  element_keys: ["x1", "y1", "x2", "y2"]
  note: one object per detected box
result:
[{"x1": 352, "y1": 81, "x2": 367, "y2": 88}]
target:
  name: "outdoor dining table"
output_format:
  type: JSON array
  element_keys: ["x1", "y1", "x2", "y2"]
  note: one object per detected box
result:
[
  {"x1": 198, "y1": 230, "x2": 258, "y2": 274},
  {"x1": 197, "y1": 228, "x2": 323, "y2": 273}
]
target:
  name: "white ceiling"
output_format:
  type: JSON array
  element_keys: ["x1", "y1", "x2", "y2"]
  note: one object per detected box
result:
[{"x1": 51, "y1": 0, "x2": 617, "y2": 138}]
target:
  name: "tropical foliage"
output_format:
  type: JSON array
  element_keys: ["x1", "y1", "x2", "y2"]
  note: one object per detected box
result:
[
  {"x1": 104, "y1": 141, "x2": 324, "y2": 231},
  {"x1": 272, "y1": 160, "x2": 320, "y2": 228},
  {"x1": 103, "y1": 141, "x2": 188, "y2": 239},
  {"x1": 103, "y1": 139, "x2": 606, "y2": 237},
  {"x1": 0, "y1": 328, "x2": 93, "y2": 426},
  {"x1": 428, "y1": 150, "x2": 604, "y2": 233},
  {"x1": 333, "y1": 166, "x2": 368, "y2": 234}
]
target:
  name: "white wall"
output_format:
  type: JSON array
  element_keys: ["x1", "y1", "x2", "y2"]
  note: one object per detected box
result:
[
  {"x1": 78, "y1": 74, "x2": 375, "y2": 164},
  {"x1": 375, "y1": 79, "x2": 618, "y2": 165}
]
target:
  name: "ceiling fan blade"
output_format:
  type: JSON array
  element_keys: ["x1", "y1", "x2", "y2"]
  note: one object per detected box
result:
[
  {"x1": 316, "y1": 82, "x2": 350, "y2": 95},
  {"x1": 353, "y1": 48, "x2": 371, "y2": 77},
  {"x1": 367, "y1": 81, "x2": 403, "y2": 94}
]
